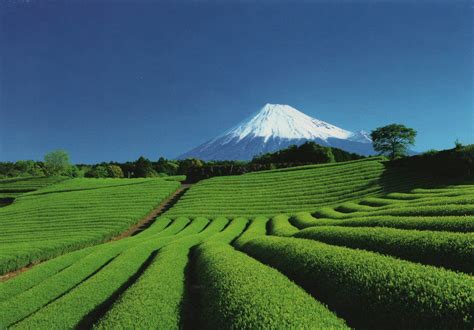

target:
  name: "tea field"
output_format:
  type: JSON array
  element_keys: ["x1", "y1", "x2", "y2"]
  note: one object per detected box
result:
[
  {"x1": 0, "y1": 158, "x2": 472, "y2": 329},
  {"x1": 0, "y1": 177, "x2": 181, "y2": 274},
  {"x1": 0, "y1": 177, "x2": 67, "y2": 203}
]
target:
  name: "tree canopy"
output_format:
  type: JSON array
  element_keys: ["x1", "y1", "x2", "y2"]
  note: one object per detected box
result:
[
  {"x1": 370, "y1": 124, "x2": 417, "y2": 160},
  {"x1": 44, "y1": 150, "x2": 72, "y2": 176},
  {"x1": 252, "y1": 141, "x2": 363, "y2": 164}
]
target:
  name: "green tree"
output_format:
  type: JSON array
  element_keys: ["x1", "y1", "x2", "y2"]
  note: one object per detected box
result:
[
  {"x1": 134, "y1": 156, "x2": 157, "y2": 177},
  {"x1": 44, "y1": 150, "x2": 71, "y2": 176},
  {"x1": 155, "y1": 157, "x2": 179, "y2": 176},
  {"x1": 370, "y1": 124, "x2": 417, "y2": 160},
  {"x1": 85, "y1": 165, "x2": 108, "y2": 178},
  {"x1": 14, "y1": 160, "x2": 45, "y2": 177},
  {"x1": 64, "y1": 165, "x2": 84, "y2": 178},
  {"x1": 298, "y1": 142, "x2": 335, "y2": 163},
  {"x1": 106, "y1": 164, "x2": 124, "y2": 178},
  {"x1": 252, "y1": 142, "x2": 337, "y2": 164},
  {"x1": 178, "y1": 158, "x2": 203, "y2": 174}
]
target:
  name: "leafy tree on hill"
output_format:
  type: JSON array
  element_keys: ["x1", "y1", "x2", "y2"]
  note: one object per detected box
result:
[
  {"x1": 63, "y1": 165, "x2": 83, "y2": 177},
  {"x1": 134, "y1": 156, "x2": 158, "y2": 177},
  {"x1": 44, "y1": 150, "x2": 72, "y2": 176},
  {"x1": 84, "y1": 165, "x2": 108, "y2": 178},
  {"x1": 107, "y1": 164, "x2": 124, "y2": 178},
  {"x1": 454, "y1": 139, "x2": 463, "y2": 150},
  {"x1": 252, "y1": 142, "x2": 337, "y2": 164},
  {"x1": 370, "y1": 124, "x2": 417, "y2": 160},
  {"x1": 155, "y1": 157, "x2": 179, "y2": 176},
  {"x1": 11, "y1": 160, "x2": 45, "y2": 177},
  {"x1": 178, "y1": 158, "x2": 203, "y2": 174}
]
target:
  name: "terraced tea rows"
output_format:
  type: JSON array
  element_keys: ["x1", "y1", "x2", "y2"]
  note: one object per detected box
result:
[
  {"x1": 1, "y1": 156, "x2": 472, "y2": 329},
  {"x1": 1, "y1": 210, "x2": 472, "y2": 328},
  {"x1": 0, "y1": 178, "x2": 180, "y2": 274},
  {"x1": 0, "y1": 177, "x2": 66, "y2": 202},
  {"x1": 290, "y1": 185, "x2": 474, "y2": 232},
  {"x1": 164, "y1": 158, "x2": 434, "y2": 218},
  {"x1": 241, "y1": 236, "x2": 473, "y2": 329}
]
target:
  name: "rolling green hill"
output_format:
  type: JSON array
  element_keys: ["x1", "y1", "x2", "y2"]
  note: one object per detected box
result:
[{"x1": 163, "y1": 157, "x2": 435, "y2": 218}]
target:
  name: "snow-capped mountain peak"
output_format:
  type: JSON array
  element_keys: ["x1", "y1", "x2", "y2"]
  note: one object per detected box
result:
[
  {"x1": 349, "y1": 130, "x2": 372, "y2": 143},
  {"x1": 221, "y1": 104, "x2": 353, "y2": 143},
  {"x1": 178, "y1": 103, "x2": 374, "y2": 160}
]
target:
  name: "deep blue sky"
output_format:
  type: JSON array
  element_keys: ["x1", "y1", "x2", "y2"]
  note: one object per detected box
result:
[{"x1": 1, "y1": 1, "x2": 472, "y2": 163}]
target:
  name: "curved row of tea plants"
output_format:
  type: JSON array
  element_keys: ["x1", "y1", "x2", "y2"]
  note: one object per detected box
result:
[
  {"x1": 0, "y1": 217, "x2": 192, "y2": 327},
  {"x1": 241, "y1": 236, "x2": 474, "y2": 329},
  {"x1": 295, "y1": 226, "x2": 474, "y2": 274},
  {"x1": 195, "y1": 242, "x2": 348, "y2": 329},
  {"x1": 290, "y1": 182, "x2": 474, "y2": 233},
  {"x1": 0, "y1": 176, "x2": 66, "y2": 192},
  {"x1": 95, "y1": 217, "x2": 248, "y2": 329}
]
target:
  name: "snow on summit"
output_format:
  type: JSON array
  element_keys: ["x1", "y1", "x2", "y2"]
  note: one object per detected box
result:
[
  {"x1": 223, "y1": 104, "x2": 353, "y2": 142},
  {"x1": 178, "y1": 103, "x2": 375, "y2": 160}
]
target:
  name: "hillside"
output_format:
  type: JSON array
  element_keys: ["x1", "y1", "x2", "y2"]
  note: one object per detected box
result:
[
  {"x1": 163, "y1": 157, "x2": 434, "y2": 218},
  {"x1": 0, "y1": 152, "x2": 472, "y2": 329},
  {"x1": 0, "y1": 178, "x2": 180, "y2": 275},
  {"x1": 0, "y1": 177, "x2": 66, "y2": 203}
]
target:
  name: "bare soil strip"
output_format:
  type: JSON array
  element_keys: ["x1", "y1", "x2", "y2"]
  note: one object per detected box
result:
[
  {"x1": 111, "y1": 183, "x2": 192, "y2": 240},
  {"x1": 0, "y1": 263, "x2": 40, "y2": 282}
]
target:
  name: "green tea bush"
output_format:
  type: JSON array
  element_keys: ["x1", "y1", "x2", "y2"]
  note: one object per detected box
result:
[
  {"x1": 94, "y1": 217, "x2": 229, "y2": 329},
  {"x1": 268, "y1": 214, "x2": 299, "y2": 236},
  {"x1": 233, "y1": 216, "x2": 268, "y2": 249},
  {"x1": 295, "y1": 226, "x2": 474, "y2": 273},
  {"x1": 0, "y1": 217, "x2": 189, "y2": 328},
  {"x1": 241, "y1": 236, "x2": 474, "y2": 329},
  {"x1": 195, "y1": 242, "x2": 348, "y2": 329},
  {"x1": 299, "y1": 214, "x2": 474, "y2": 232}
]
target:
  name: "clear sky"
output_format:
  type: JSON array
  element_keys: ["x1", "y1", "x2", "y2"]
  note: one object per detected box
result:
[{"x1": 1, "y1": 0, "x2": 472, "y2": 163}]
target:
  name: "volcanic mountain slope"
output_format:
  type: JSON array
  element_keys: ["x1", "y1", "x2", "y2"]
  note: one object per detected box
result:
[{"x1": 178, "y1": 104, "x2": 375, "y2": 160}]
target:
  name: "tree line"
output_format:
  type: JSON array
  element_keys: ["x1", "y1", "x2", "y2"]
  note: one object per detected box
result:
[{"x1": 2, "y1": 123, "x2": 466, "y2": 181}]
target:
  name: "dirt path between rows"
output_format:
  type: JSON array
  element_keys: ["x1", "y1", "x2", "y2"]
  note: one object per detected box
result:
[
  {"x1": 111, "y1": 183, "x2": 193, "y2": 240},
  {"x1": 0, "y1": 183, "x2": 193, "y2": 282}
]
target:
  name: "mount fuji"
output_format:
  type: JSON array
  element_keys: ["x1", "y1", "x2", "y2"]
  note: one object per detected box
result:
[{"x1": 178, "y1": 104, "x2": 375, "y2": 161}]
